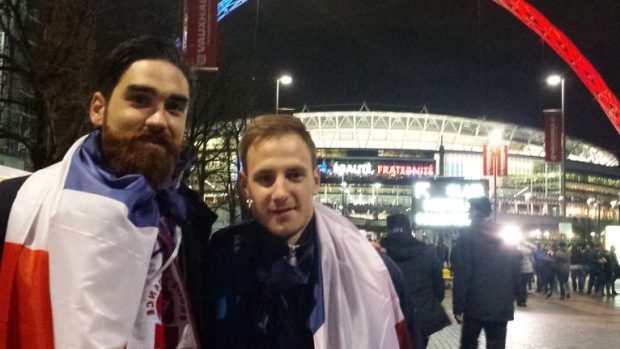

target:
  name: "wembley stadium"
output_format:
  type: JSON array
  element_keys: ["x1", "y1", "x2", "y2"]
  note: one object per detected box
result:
[{"x1": 294, "y1": 108, "x2": 620, "y2": 238}]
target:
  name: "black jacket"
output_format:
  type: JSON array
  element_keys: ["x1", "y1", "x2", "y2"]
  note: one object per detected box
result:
[
  {"x1": 0, "y1": 176, "x2": 30, "y2": 263},
  {"x1": 201, "y1": 220, "x2": 319, "y2": 349},
  {"x1": 451, "y1": 222, "x2": 521, "y2": 322},
  {"x1": 381, "y1": 233, "x2": 451, "y2": 337},
  {"x1": 201, "y1": 219, "x2": 424, "y2": 349}
]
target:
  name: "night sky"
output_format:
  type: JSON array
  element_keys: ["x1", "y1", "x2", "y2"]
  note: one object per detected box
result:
[{"x1": 220, "y1": 0, "x2": 619, "y2": 154}]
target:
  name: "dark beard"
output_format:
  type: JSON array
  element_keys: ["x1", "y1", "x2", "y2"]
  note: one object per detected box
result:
[{"x1": 101, "y1": 124, "x2": 181, "y2": 188}]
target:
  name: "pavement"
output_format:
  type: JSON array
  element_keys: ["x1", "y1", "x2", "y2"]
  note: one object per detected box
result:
[{"x1": 427, "y1": 284, "x2": 620, "y2": 349}]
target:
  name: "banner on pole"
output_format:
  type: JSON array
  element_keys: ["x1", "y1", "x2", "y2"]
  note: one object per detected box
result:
[
  {"x1": 185, "y1": 0, "x2": 218, "y2": 70},
  {"x1": 543, "y1": 109, "x2": 563, "y2": 162},
  {"x1": 482, "y1": 145, "x2": 508, "y2": 176}
]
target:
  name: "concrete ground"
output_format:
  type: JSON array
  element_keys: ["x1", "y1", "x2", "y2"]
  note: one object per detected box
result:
[{"x1": 428, "y1": 285, "x2": 620, "y2": 349}]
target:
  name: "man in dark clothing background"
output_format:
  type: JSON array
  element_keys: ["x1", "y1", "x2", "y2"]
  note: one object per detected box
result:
[
  {"x1": 381, "y1": 213, "x2": 451, "y2": 348},
  {"x1": 451, "y1": 197, "x2": 521, "y2": 349}
]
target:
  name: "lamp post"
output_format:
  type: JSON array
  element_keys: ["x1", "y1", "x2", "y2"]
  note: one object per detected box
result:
[
  {"x1": 587, "y1": 197, "x2": 601, "y2": 242},
  {"x1": 372, "y1": 182, "x2": 382, "y2": 205},
  {"x1": 275, "y1": 75, "x2": 292, "y2": 114},
  {"x1": 340, "y1": 180, "x2": 348, "y2": 216},
  {"x1": 546, "y1": 75, "x2": 566, "y2": 221},
  {"x1": 611, "y1": 199, "x2": 620, "y2": 224},
  {"x1": 488, "y1": 128, "x2": 504, "y2": 223}
]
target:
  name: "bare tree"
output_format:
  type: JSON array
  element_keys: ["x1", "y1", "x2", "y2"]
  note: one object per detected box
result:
[
  {"x1": 184, "y1": 42, "x2": 259, "y2": 225},
  {"x1": 0, "y1": 0, "x2": 100, "y2": 169},
  {"x1": 0, "y1": 0, "x2": 185, "y2": 170}
]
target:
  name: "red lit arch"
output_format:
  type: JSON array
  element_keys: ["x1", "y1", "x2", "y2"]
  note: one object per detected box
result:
[{"x1": 493, "y1": 0, "x2": 620, "y2": 134}]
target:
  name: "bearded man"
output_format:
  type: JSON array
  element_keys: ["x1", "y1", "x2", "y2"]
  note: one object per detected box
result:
[{"x1": 0, "y1": 36, "x2": 215, "y2": 349}]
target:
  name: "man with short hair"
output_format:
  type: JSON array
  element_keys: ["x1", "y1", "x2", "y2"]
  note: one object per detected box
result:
[
  {"x1": 202, "y1": 115, "x2": 414, "y2": 349},
  {"x1": 0, "y1": 36, "x2": 215, "y2": 348},
  {"x1": 381, "y1": 213, "x2": 450, "y2": 348},
  {"x1": 451, "y1": 197, "x2": 521, "y2": 349}
]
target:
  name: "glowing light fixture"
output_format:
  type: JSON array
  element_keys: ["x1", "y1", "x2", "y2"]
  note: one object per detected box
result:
[
  {"x1": 275, "y1": 75, "x2": 293, "y2": 114},
  {"x1": 499, "y1": 225, "x2": 523, "y2": 245}
]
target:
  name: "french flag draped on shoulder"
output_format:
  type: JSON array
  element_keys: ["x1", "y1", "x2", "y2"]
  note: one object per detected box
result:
[
  {"x1": 311, "y1": 203, "x2": 414, "y2": 349},
  {"x1": 0, "y1": 130, "x2": 197, "y2": 348}
]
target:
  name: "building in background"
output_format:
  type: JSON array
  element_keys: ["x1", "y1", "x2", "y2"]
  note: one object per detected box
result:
[
  {"x1": 0, "y1": 4, "x2": 35, "y2": 170},
  {"x1": 295, "y1": 107, "x2": 619, "y2": 241}
]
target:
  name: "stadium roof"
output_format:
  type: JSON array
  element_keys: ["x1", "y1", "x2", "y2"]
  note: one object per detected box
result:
[{"x1": 294, "y1": 110, "x2": 618, "y2": 167}]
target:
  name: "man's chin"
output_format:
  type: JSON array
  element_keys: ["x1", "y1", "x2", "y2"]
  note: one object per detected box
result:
[{"x1": 265, "y1": 222, "x2": 304, "y2": 241}]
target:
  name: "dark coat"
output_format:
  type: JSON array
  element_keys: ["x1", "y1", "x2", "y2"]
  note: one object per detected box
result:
[
  {"x1": 0, "y1": 176, "x2": 30, "y2": 262},
  {"x1": 451, "y1": 223, "x2": 521, "y2": 322},
  {"x1": 176, "y1": 184, "x2": 218, "y2": 330},
  {"x1": 201, "y1": 220, "x2": 318, "y2": 349},
  {"x1": 381, "y1": 233, "x2": 451, "y2": 337},
  {"x1": 201, "y1": 219, "x2": 424, "y2": 349}
]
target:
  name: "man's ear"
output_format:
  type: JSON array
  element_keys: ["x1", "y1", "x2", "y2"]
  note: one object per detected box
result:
[
  {"x1": 89, "y1": 92, "x2": 106, "y2": 127},
  {"x1": 239, "y1": 170, "x2": 251, "y2": 199},
  {"x1": 312, "y1": 166, "x2": 320, "y2": 195}
]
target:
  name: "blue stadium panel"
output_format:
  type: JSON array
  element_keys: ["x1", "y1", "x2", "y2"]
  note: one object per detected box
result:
[{"x1": 218, "y1": 0, "x2": 248, "y2": 21}]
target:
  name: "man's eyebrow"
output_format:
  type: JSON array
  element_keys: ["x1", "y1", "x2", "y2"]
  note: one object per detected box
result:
[
  {"x1": 126, "y1": 84, "x2": 157, "y2": 95},
  {"x1": 168, "y1": 94, "x2": 189, "y2": 106},
  {"x1": 126, "y1": 84, "x2": 189, "y2": 105}
]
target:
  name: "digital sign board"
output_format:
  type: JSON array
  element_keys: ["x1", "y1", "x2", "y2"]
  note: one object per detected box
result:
[
  {"x1": 318, "y1": 158, "x2": 434, "y2": 180},
  {"x1": 412, "y1": 179, "x2": 488, "y2": 228}
]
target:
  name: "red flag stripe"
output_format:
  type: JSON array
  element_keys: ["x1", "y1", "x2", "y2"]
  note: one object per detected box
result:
[{"x1": 0, "y1": 243, "x2": 54, "y2": 349}]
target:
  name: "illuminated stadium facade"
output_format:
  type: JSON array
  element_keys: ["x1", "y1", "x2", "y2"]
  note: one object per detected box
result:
[{"x1": 294, "y1": 109, "x2": 620, "y2": 234}]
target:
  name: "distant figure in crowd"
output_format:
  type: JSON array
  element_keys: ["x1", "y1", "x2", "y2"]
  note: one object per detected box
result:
[
  {"x1": 609, "y1": 246, "x2": 619, "y2": 296},
  {"x1": 451, "y1": 197, "x2": 521, "y2": 349},
  {"x1": 554, "y1": 241, "x2": 571, "y2": 300},
  {"x1": 381, "y1": 213, "x2": 451, "y2": 348},
  {"x1": 541, "y1": 244, "x2": 558, "y2": 298},
  {"x1": 0, "y1": 36, "x2": 216, "y2": 348},
  {"x1": 202, "y1": 115, "x2": 416, "y2": 349},
  {"x1": 516, "y1": 241, "x2": 535, "y2": 306},
  {"x1": 570, "y1": 243, "x2": 587, "y2": 293},
  {"x1": 587, "y1": 244, "x2": 605, "y2": 296},
  {"x1": 533, "y1": 243, "x2": 546, "y2": 292},
  {"x1": 600, "y1": 248, "x2": 613, "y2": 296}
]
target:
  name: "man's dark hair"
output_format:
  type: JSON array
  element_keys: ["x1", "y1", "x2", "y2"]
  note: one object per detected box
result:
[
  {"x1": 386, "y1": 213, "x2": 411, "y2": 234},
  {"x1": 96, "y1": 36, "x2": 190, "y2": 99},
  {"x1": 468, "y1": 197, "x2": 492, "y2": 217}
]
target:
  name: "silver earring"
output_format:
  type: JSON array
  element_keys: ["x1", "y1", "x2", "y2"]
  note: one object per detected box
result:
[{"x1": 246, "y1": 199, "x2": 253, "y2": 208}]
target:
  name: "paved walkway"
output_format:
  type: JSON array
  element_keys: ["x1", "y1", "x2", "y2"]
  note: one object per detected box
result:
[{"x1": 428, "y1": 289, "x2": 620, "y2": 349}]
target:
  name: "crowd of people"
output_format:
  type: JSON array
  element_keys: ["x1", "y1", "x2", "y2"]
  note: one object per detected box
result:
[{"x1": 531, "y1": 241, "x2": 619, "y2": 300}]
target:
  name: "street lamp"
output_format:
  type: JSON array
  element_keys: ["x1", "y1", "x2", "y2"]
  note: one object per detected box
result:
[
  {"x1": 275, "y1": 75, "x2": 293, "y2": 114},
  {"x1": 546, "y1": 75, "x2": 566, "y2": 221}
]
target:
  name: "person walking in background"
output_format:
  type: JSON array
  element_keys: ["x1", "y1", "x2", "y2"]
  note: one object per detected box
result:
[
  {"x1": 587, "y1": 244, "x2": 604, "y2": 297},
  {"x1": 381, "y1": 213, "x2": 451, "y2": 348},
  {"x1": 533, "y1": 243, "x2": 546, "y2": 293},
  {"x1": 570, "y1": 243, "x2": 587, "y2": 293},
  {"x1": 600, "y1": 248, "x2": 613, "y2": 297},
  {"x1": 541, "y1": 244, "x2": 558, "y2": 298},
  {"x1": 452, "y1": 197, "x2": 521, "y2": 349},
  {"x1": 554, "y1": 241, "x2": 571, "y2": 300},
  {"x1": 516, "y1": 241, "x2": 535, "y2": 306},
  {"x1": 609, "y1": 246, "x2": 619, "y2": 296}
]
